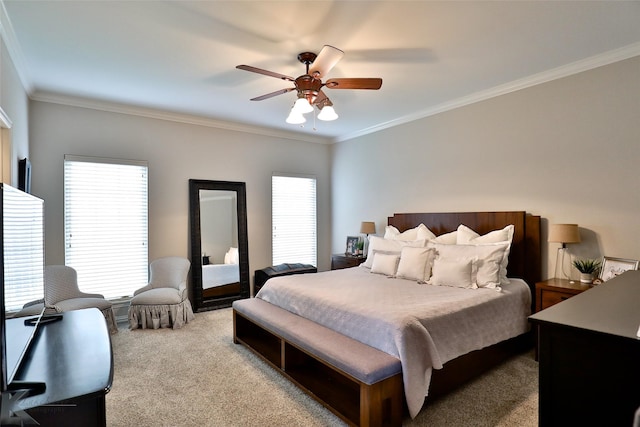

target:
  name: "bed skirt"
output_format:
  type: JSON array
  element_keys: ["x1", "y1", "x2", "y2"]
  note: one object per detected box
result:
[{"x1": 128, "y1": 299, "x2": 195, "y2": 330}]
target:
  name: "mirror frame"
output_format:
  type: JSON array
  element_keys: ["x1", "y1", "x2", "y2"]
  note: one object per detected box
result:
[{"x1": 188, "y1": 179, "x2": 250, "y2": 312}]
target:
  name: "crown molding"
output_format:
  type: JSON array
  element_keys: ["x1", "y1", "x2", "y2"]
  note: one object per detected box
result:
[
  {"x1": 31, "y1": 92, "x2": 332, "y2": 145},
  {"x1": 0, "y1": 1, "x2": 33, "y2": 94},
  {"x1": 336, "y1": 42, "x2": 640, "y2": 143}
]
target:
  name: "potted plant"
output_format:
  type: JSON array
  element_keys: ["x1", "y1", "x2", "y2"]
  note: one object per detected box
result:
[{"x1": 572, "y1": 258, "x2": 601, "y2": 284}]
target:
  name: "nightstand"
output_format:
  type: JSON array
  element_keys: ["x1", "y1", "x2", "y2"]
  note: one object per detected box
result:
[
  {"x1": 533, "y1": 278, "x2": 592, "y2": 360},
  {"x1": 331, "y1": 254, "x2": 366, "y2": 270},
  {"x1": 535, "y1": 278, "x2": 592, "y2": 312}
]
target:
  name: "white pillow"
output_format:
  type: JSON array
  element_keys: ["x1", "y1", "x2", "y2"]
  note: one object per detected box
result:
[
  {"x1": 363, "y1": 236, "x2": 427, "y2": 268},
  {"x1": 428, "y1": 242, "x2": 507, "y2": 289},
  {"x1": 476, "y1": 259, "x2": 502, "y2": 290},
  {"x1": 396, "y1": 247, "x2": 435, "y2": 282},
  {"x1": 432, "y1": 230, "x2": 457, "y2": 244},
  {"x1": 384, "y1": 224, "x2": 436, "y2": 241},
  {"x1": 456, "y1": 224, "x2": 514, "y2": 245},
  {"x1": 428, "y1": 257, "x2": 477, "y2": 289},
  {"x1": 224, "y1": 247, "x2": 239, "y2": 264},
  {"x1": 370, "y1": 252, "x2": 400, "y2": 276},
  {"x1": 455, "y1": 224, "x2": 514, "y2": 285}
]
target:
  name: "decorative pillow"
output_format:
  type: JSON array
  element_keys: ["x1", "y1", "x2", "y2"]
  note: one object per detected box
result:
[
  {"x1": 363, "y1": 236, "x2": 427, "y2": 268},
  {"x1": 432, "y1": 230, "x2": 457, "y2": 244},
  {"x1": 384, "y1": 224, "x2": 436, "y2": 241},
  {"x1": 455, "y1": 224, "x2": 514, "y2": 285},
  {"x1": 370, "y1": 252, "x2": 400, "y2": 277},
  {"x1": 224, "y1": 247, "x2": 239, "y2": 264},
  {"x1": 428, "y1": 257, "x2": 477, "y2": 289},
  {"x1": 476, "y1": 259, "x2": 502, "y2": 290},
  {"x1": 456, "y1": 224, "x2": 514, "y2": 245},
  {"x1": 428, "y1": 242, "x2": 508, "y2": 289},
  {"x1": 396, "y1": 247, "x2": 435, "y2": 282}
]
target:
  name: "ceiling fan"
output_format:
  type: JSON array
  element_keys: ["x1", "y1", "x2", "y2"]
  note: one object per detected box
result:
[{"x1": 236, "y1": 45, "x2": 383, "y2": 124}]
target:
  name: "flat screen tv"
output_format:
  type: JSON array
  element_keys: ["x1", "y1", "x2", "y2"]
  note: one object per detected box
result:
[{"x1": 0, "y1": 184, "x2": 45, "y2": 394}]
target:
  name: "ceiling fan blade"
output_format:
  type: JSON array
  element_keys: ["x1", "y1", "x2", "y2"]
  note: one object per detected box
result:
[
  {"x1": 313, "y1": 90, "x2": 330, "y2": 107},
  {"x1": 236, "y1": 65, "x2": 295, "y2": 82},
  {"x1": 308, "y1": 45, "x2": 344, "y2": 78},
  {"x1": 324, "y1": 78, "x2": 383, "y2": 90},
  {"x1": 250, "y1": 87, "x2": 296, "y2": 101}
]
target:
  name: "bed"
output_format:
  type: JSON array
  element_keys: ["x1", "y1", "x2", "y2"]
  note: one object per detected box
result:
[
  {"x1": 201, "y1": 263, "x2": 240, "y2": 298},
  {"x1": 201, "y1": 247, "x2": 242, "y2": 299},
  {"x1": 234, "y1": 211, "x2": 541, "y2": 426}
]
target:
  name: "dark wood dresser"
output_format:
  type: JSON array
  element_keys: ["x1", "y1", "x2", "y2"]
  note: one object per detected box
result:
[
  {"x1": 529, "y1": 270, "x2": 640, "y2": 426},
  {"x1": 5, "y1": 308, "x2": 113, "y2": 426}
]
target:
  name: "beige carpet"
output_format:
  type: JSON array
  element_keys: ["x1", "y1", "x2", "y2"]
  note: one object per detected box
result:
[{"x1": 106, "y1": 308, "x2": 538, "y2": 426}]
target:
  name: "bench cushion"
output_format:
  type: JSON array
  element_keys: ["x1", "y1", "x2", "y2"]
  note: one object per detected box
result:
[{"x1": 233, "y1": 298, "x2": 401, "y2": 385}]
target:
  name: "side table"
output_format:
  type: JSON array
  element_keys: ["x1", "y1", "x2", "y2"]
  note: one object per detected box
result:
[
  {"x1": 535, "y1": 278, "x2": 591, "y2": 312},
  {"x1": 331, "y1": 254, "x2": 366, "y2": 270}
]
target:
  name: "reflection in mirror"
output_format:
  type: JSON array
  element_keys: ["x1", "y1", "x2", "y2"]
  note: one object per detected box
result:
[{"x1": 189, "y1": 180, "x2": 249, "y2": 312}]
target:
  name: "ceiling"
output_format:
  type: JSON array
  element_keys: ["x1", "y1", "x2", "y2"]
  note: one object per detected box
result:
[{"x1": 2, "y1": 1, "x2": 640, "y2": 143}]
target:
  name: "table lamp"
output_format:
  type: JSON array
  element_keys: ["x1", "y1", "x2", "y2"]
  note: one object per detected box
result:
[{"x1": 548, "y1": 224, "x2": 581, "y2": 280}]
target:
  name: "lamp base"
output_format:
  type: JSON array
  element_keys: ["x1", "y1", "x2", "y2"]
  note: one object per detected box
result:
[{"x1": 554, "y1": 247, "x2": 575, "y2": 282}]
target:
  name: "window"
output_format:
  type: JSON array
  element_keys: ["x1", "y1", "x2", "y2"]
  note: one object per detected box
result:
[
  {"x1": 64, "y1": 155, "x2": 148, "y2": 299},
  {"x1": 2, "y1": 185, "x2": 44, "y2": 312},
  {"x1": 272, "y1": 174, "x2": 317, "y2": 266}
]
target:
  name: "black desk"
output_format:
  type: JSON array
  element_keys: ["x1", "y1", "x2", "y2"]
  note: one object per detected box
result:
[
  {"x1": 3, "y1": 308, "x2": 113, "y2": 426},
  {"x1": 529, "y1": 270, "x2": 640, "y2": 427}
]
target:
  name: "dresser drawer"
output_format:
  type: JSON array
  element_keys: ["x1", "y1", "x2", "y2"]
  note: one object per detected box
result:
[{"x1": 540, "y1": 289, "x2": 575, "y2": 310}]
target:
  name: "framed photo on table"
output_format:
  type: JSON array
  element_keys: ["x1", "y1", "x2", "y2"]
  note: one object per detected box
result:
[
  {"x1": 599, "y1": 256, "x2": 639, "y2": 281},
  {"x1": 345, "y1": 236, "x2": 360, "y2": 256}
]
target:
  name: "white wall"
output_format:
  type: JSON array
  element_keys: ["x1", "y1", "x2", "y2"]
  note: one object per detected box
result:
[
  {"x1": 331, "y1": 56, "x2": 640, "y2": 280},
  {"x1": 0, "y1": 37, "x2": 29, "y2": 185},
  {"x1": 21, "y1": 52, "x2": 640, "y2": 286},
  {"x1": 28, "y1": 102, "x2": 332, "y2": 290}
]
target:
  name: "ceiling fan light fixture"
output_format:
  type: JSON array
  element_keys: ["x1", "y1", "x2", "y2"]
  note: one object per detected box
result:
[
  {"x1": 286, "y1": 109, "x2": 306, "y2": 124},
  {"x1": 292, "y1": 97, "x2": 313, "y2": 114},
  {"x1": 237, "y1": 45, "x2": 382, "y2": 128},
  {"x1": 317, "y1": 105, "x2": 338, "y2": 121}
]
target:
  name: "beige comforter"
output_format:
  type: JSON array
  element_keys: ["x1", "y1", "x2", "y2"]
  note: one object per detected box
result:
[{"x1": 256, "y1": 266, "x2": 531, "y2": 418}]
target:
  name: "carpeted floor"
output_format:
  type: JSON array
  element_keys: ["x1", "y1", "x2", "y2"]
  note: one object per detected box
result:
[{"x1": 106, "y1": 308, "x2": 538, "y2": 426}]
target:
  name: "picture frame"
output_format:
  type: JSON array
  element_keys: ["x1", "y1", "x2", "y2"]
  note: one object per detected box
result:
[
  {"x1": 345, "y1": 236, "x2": 360, "y2": 256},
  {"x1": 599, "y1": 256, "x2": 639, "y2": 281}
]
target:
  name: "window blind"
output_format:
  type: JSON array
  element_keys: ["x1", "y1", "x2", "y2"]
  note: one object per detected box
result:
[
  {"x1": 272, "y1": 175, "x2": 317, "y2": 266},
  {"x1": 2, "y1": 185, "x2": 44, "y2": 312},
  {"x1": 64, "y1": 155, "x2": 148, "y2": 299}
]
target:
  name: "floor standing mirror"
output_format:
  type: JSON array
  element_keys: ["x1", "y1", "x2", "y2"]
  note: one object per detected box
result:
[{"x1": 189, "y1": 179, "x2": 249, "y2": 312}]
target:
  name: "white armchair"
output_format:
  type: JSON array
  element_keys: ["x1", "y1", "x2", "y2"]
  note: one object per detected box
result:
[
  {"x1": 14, "y1": 265, "x2": 117, "y2": 334},
  {"x1": 128, "y1": 257, "x2": 195, "y2": 329}
]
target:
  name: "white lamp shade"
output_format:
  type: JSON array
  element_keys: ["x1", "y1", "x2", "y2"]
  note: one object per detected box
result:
[
  {"x1": 317, "y1": 105, "x2": 338, "y2": 121},
  {"x1": 286, "y1": 110, "x2": 306, "y2": 124},
  {"x1": 292, "y1": 97, "x2": 313, "y2": 114}
]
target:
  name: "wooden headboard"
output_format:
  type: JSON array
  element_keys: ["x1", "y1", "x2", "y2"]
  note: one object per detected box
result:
[{"x1": 388, "y1": 211, "x2": 541, "y2": 298}]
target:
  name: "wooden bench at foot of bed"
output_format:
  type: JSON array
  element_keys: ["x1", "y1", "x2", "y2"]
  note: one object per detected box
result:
[{"x1": 233, "y1": 298, "x2": 403, "y2": 427}]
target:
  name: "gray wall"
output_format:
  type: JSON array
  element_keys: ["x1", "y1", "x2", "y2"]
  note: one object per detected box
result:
[
  {"x1": 28, "y1": 102, "x2": 332, "y2": 291},
  {"x1": 331, "y1": 56, "x2": 640, "y2": 280},
  {"x1": 8, "y1": 30, "x2": 640, "y2": 286},
  {"x1": 1, "y1": 37, "x2": 30, "y2": 185}
]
